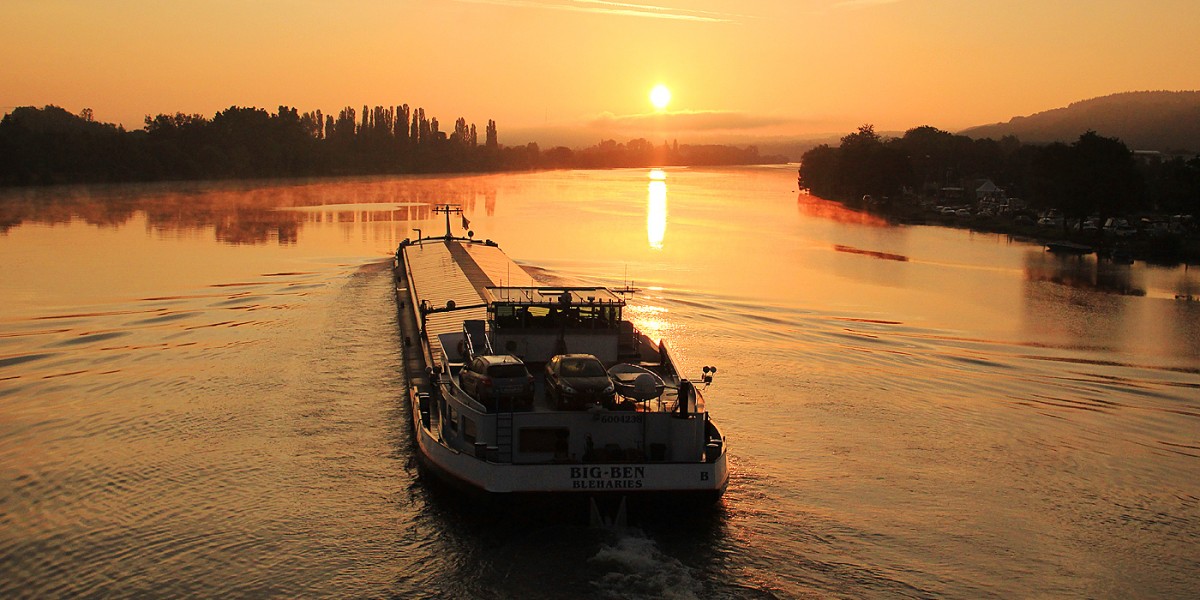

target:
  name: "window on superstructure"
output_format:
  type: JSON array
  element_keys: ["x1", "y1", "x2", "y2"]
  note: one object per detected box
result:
[
  {"x1": 493, "y1": 305, "x2": 519, "y2": 329},
  {"x1": 519, "y1": 306, "x2": 550, "y2": 329},
  {"x1": 462, "y1": 416, "x2": 477, "y2": 443},
  {"x1": 519, "y1": 427, "x2": 569, "y2": 453}
]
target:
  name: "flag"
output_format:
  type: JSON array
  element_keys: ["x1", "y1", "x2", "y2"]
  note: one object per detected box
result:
[{"x1": 461, "y1": 215, "x2": 471, "y2": 230}]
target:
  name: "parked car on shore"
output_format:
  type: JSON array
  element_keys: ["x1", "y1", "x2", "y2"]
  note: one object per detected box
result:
[{"x1": 1104, "y1": 218, "x2": 1137, "y2": 237}]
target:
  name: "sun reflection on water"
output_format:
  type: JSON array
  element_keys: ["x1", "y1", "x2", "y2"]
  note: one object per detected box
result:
[
  {"x1": 647, "y1": 169, "x2": 667, "y2": 249},
  {"x1": 625, "y1": 303, "x2": 671, "y2": 342}
]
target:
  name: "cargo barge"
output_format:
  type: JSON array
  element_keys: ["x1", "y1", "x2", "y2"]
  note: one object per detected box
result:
[{"x1": 393, "y1": 205, "x2": 727, "y2": 515}]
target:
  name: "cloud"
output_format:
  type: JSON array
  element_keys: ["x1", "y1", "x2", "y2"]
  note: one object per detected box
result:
[
  {"x1": 588, "y1": 110, "x2": 797, "y2": 132},
  {"x1": 831, "y1": 0, "x2": 904, "y2": 9},
  {"x1": 449, "y1": 0, "x2": 747, "y2": 23}
]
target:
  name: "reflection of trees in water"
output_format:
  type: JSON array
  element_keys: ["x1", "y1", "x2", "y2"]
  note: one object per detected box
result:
[
  {"x1": 1167, "y1": 301, "x2": 1200, "y2": 357},
  {"x1": 1172, "y1": 266, "x2": 1198, "y2": 301},
  {"x1": 212, "y1": 208, "x2": 300, "y2": 245},
  {"x1": 1024, "y1": 251, "x2": 1145, "y2": 296},
  {"x1": 1023, "y1": 256, "x2": 1200, "y2": 358},
  {"x1": 797, "y1": 193, "x2": 889, "y2": 227},
  {"x1": 0, "y1": 185, "x2": 140, "y2": 231},
  {"x1": 1021, "y1": 251, "x2": 1129, "y2": 349},
  {"x1": 458, "y1": 186, "x2": 499, "y2": 217},
  {"x1": 0, "y1": 176, "x2": 499, "y2": 244}
]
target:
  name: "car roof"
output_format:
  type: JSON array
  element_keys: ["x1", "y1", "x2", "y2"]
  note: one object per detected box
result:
[
  {"x1": 478, "y1": 354, "x2": 524, "y2": 365},
  {"x1": 559, "y1": 354, "x2": 602, "y2": 363}
]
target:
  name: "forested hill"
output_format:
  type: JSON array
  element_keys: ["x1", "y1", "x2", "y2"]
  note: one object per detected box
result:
[{"x1": 960, "y1": 91, "x2": 1200, "y2": 152}]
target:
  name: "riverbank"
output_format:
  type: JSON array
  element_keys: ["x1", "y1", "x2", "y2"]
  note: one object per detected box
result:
[{"x1": 857, "y1": 197, "x2": 1200, "y2": 266}]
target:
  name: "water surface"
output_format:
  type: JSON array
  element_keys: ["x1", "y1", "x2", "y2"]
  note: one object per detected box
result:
[{"x1": 2, "y1": 168, "x2": 1198, "y2": 598}]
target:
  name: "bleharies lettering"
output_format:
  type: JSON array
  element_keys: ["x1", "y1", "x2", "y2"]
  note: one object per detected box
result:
[{"x1": 571, "y1": 479, "x2": 644, "y2": 489}]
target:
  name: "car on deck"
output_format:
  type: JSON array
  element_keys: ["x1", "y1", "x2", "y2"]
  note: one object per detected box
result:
[
  {"x1": 459, "y1": 354, "x2": 535, "y2": 411},
  {"x1": 545, "y1": 354, "x2": 615, "y2": 410}
]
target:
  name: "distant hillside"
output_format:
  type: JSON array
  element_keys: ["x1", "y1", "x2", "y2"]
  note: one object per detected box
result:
[{"x1": 960, "y1": 91, "x2": 1200, "y2": 152}]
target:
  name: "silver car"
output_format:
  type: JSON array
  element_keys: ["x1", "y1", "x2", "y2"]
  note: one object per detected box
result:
[{"x1": 459, "y1": 354, "x2": 534, "y2": 411}]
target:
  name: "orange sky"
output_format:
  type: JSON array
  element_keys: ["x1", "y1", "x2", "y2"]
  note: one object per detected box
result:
[{"x1": 3, "y1": 0, "x2": 1198, "y2": 146}]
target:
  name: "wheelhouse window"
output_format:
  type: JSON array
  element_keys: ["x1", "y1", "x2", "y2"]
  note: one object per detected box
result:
[
  {"x1": 486, "y1": 287, "x2": 624, "y2": 332},
  {"x1": 493, "y1": 305, "x2": 519, "y2": 328}
]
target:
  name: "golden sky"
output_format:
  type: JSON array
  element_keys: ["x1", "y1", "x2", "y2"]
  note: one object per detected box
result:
[{"x1": 3, "y1": 0, "x2": 1198, "y2": 145}]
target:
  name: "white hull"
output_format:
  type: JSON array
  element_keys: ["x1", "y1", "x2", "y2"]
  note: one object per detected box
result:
[{"x1": 410, "y1": 388, "x2": 728, "y2": 496}]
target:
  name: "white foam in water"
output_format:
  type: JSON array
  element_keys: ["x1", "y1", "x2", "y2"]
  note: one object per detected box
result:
[{"x1": 590, "y1": 532, "x2": 703, "y2": 600}]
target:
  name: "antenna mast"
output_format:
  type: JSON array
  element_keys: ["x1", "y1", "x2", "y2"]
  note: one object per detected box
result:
[{"x1": 432, "y1": 204, "x2": 463, "y2": 239}]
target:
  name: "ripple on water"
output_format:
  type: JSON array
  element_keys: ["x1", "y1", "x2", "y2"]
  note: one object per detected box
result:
[
  {"x1": 0, "y1": 267, "x2": 364, "y2": 598},
  {"x1": 0, "y1": 352, "x2": 58, "y2": 368},
  {"x1": 125, "y1": 310, "x2": 202, "y2": 326},
  {"x1": 50, "y1": 330, "x2": 131, "y2": 347}
]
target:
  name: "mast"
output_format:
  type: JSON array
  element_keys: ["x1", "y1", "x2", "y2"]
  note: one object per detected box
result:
[{"x1": 432, "y1": 203, "x2": 463, "y2": 239}]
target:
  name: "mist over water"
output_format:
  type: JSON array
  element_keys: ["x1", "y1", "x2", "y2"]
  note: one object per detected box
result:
[{"x1": 1, "y1": 168, "x2": 1197, "y2": 598}]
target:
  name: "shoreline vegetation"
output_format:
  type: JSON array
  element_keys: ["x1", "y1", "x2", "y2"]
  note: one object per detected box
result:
[
  {"x1": 0, "y1": 105, "x2": 781, "y2": 186},
  {"x1": 3, "y1": 105, "x2": 1197, "y2": 264},
  {"x1": 799, "y1": 125, "x2": 1200, "y2": 265}
]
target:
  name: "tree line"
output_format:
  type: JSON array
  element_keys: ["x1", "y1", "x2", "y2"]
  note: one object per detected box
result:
[
  {"x1": 0, "y1": 105, "x2": 779, "y2": 185},
  {"x1": 798, "y1": 124, "x2": 1200, "y2": 219}
]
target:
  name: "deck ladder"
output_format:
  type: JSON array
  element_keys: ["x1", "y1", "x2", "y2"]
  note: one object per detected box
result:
[{"x1": 495, "y1": 412, "x2": 514, "y2": 463}]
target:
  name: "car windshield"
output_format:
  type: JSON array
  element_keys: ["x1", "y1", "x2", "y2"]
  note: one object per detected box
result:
[
  {"x1": 561, "y1": 358, "x2": 605, "y2": 377},
  {"x1": 487, "y1": 364, "x2": 528, "y2": 378}
]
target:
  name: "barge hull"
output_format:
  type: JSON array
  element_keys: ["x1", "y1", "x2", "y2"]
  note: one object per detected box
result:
[{"x1": 393, "y1": 235, "x2": 728, "y2": 502}]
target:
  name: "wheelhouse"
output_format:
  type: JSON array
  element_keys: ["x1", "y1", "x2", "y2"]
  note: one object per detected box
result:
[{"x1": 485, "y1": 287, "x2": 628, "y2": 363}]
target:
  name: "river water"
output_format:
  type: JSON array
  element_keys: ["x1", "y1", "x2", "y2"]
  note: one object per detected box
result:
[{"x1": 1, "y1": 167, "x2": 1197, "y2": 598}]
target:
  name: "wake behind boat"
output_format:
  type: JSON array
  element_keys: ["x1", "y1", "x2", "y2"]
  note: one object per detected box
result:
[{"x1": 393, "y1": 205, "x2": 728, "y2": 512}]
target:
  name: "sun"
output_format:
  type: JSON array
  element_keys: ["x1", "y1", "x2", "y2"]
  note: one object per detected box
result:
[{"x1": 649, "y1": 84, "x2": 671, "y2": 110}]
